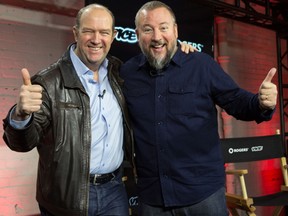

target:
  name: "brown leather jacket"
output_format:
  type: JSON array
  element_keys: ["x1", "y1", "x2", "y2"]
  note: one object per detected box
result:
[{"x1": 2, "y1": 44, "x2": 134, "y2": 216}]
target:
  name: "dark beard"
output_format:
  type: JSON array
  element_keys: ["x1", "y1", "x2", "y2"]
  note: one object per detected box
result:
[{"x1": 140, "y1": 44, "x2": 174, "y2": 71}]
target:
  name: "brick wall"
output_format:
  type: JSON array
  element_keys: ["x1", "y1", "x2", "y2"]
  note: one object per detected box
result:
[{"x1": 0, "y1": 5, "x2": 76, "y2": 216}]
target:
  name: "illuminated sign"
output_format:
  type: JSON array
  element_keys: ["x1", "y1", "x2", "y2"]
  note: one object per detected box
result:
[
  {"x1": 115, "y1": 26, "x2": 204, "y2": 52},
  {"x1": 115, "y1": 26, "x2": 137, "y2": 43}
]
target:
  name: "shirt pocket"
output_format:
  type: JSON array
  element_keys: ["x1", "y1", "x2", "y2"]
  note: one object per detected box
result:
[
  {"x1": 54, "y1": 102, "x2": 82, "y2": 151},
  {"x1": 168, "y1": 85, "x2": 195, "y2": 115}
]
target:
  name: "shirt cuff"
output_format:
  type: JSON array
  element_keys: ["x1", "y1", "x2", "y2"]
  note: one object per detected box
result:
[
  {"x1": 260, "y1": 108, "x2": 275, "y2": 119},
  {"x1": 9, "y1": 106, "x2": 31, "y2": 129}
]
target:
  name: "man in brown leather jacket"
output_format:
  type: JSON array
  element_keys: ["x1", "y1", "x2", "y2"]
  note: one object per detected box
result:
[{"x1": 3, "y1": 4, "x2": 134, "y2": 216}]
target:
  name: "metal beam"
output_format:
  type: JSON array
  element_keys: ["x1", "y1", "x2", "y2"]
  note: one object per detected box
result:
[
  {"x1": 193, "y1": 0, "x2": 288, "y2": 38},
  {"x1": 0, "y1": 0, "x2": 78, "y2": 17}
]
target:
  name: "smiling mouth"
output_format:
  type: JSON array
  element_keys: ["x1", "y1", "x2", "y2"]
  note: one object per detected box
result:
[
  {"x1": 150, "y1": 44, "x2": 166, "y2": 54},
  {"x1": 88, "y1": 46, "x2": 102, "y2": 51},
  {"x1": 151, "y1": 43, "x2": 165, "y2": 49}
]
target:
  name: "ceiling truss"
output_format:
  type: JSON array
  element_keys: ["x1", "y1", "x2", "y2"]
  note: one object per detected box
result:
[{"x1": 195, "y1": 0, "x2": 288, "y2": 38}]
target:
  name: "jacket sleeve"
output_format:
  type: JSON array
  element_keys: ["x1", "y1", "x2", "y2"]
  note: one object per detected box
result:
[
  {"x1": 2, "y1": 78, "x2": 51, "y2": 152},
  {"x1": 3, "y1": 105, "x2": 39, "y2": 152}
]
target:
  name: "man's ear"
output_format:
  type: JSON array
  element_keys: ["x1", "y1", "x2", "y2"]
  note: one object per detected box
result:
[
  {"x1": 135, "y1": 28, "x2": 140, "y2": 41},
  {"x1": 174, "y1": 23, "x2": 178, "y2": 38},
  {"x1": 113, "y1": 29, "x2": 118, "y2": 40},
  {"x1": 72, "y1": 26, "x2": 79, "y2": 42}
]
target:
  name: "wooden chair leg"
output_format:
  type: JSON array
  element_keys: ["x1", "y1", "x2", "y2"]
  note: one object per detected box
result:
[
  {"x1": 228, "y1": 207, "x2": 240, "y2": 216},
  {"x1": 129, "y1": 208, "x2": 133, "y2": 216}
]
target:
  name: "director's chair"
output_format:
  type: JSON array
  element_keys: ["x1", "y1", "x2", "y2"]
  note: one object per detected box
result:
[{"x1": 221, "y1": 135, "x2": 288, "y2": 216}]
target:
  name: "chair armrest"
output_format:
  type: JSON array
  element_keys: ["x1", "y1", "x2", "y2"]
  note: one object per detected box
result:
[
  {"x1": 226, "y1": 169, "x2": 248, "y2": 175},
  {"x1": 225, "y1": 169, "x2": 249, "y2": 199}
]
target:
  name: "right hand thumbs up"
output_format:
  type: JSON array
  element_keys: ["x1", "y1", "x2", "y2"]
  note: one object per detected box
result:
[
  {"x1": 13, "y1": 68, "x2": 43, "y2": 120},
  {"x1": 22, "y1": 68, "x2": 32, "y2": 86}
]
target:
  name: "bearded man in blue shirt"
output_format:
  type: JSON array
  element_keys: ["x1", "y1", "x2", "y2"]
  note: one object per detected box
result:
[{"x1": 120, "y1": 1, "x2": 278, "y2": 216}]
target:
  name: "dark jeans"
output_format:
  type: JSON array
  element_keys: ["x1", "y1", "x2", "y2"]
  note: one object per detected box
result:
[
  {"x1": 39, "y1": 169, "x2": 129, "y2": 216},
  {"x1": 138, "y1": 187, "x2": 229, "y2": 216},
  {"x1": 88, "y1": 169, "x2": 129, "y2": 216}
]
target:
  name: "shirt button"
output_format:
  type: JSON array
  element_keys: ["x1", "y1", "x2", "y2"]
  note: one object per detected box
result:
[{"x1": 157, "y1": 121, "x2": 163, "y2": 125}]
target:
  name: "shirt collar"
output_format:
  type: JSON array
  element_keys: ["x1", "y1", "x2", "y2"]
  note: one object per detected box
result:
[{"x1": 70, "y1": 44, "x2": 108, "y2": 82}]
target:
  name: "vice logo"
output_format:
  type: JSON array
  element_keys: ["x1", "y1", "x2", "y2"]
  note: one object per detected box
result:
[
  {"x1": 115, "y1": 27, "x2": 137, "y2": 43},
  {"x1": 251, "y1": 146, "x2": 263, "y2": 152},
  {"x1": 129, "y1": 196, "x2": 138, "y2": 206}
]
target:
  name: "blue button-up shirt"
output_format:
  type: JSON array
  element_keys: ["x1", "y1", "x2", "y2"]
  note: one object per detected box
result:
[
  {"x1": 120, "y1": 47, "x2": 273, "y2": 206},
  {"x1": 70, "y1": 45, "x2": 123, "y2": 174}
]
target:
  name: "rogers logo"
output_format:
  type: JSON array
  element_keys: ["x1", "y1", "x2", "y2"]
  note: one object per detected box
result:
[
  {"x1": 251, "y1": 146, "x2": 263, "y2": 152},
  {"x1": 228, "y1": 148, "x2": 249, "y2": 154}
]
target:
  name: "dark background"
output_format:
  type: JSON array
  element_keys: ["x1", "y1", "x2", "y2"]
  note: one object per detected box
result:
[{"x1": 85, "y1": 0, "x2": 215, "y2": 61}]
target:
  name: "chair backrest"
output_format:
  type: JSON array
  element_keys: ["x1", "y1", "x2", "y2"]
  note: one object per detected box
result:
[{"x1": 221, "y1": 135, "x2": 284, "y2": 163}]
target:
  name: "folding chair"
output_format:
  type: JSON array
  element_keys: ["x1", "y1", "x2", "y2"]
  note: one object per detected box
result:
[{"x1": 221, "y1": 135, "x2": 288, "y2": 216}]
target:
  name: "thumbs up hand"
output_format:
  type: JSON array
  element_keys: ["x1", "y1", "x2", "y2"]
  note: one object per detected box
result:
[
  {"x1": 13, "y1": 68, "x2": 43, "y2": 120},
  {"x1": 258, "y1": 68, "x2": 278, "y2": 110}
]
